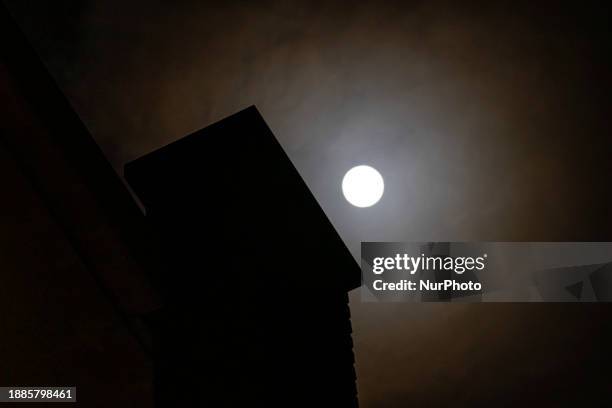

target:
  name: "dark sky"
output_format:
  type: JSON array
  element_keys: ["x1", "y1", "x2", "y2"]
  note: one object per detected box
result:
[{"x1": 6, "y1": 1, "x2": 612, "y2": 405}]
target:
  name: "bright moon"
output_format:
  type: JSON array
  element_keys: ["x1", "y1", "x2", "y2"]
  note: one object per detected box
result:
[{"x1": 342, "y1": 165, "x2": 384, "y2": 207}]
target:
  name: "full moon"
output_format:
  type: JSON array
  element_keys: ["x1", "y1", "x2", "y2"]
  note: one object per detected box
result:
[{"x1": 342, "y1": 165, "x2": 384, "y2": 208}]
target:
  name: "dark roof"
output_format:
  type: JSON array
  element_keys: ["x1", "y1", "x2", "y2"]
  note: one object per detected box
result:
[{"x1": 125, "y1": 106, "x2": 360, "y2": 293}]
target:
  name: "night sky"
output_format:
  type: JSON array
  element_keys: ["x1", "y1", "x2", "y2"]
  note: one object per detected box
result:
[{"x1": 6, "y1": 1, "x2": 612, "y2": 405}]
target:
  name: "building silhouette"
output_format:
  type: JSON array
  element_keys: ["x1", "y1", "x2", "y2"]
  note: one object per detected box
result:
[{"x1": 125, "y1": 107, "x2": 361, "y2": 406}]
